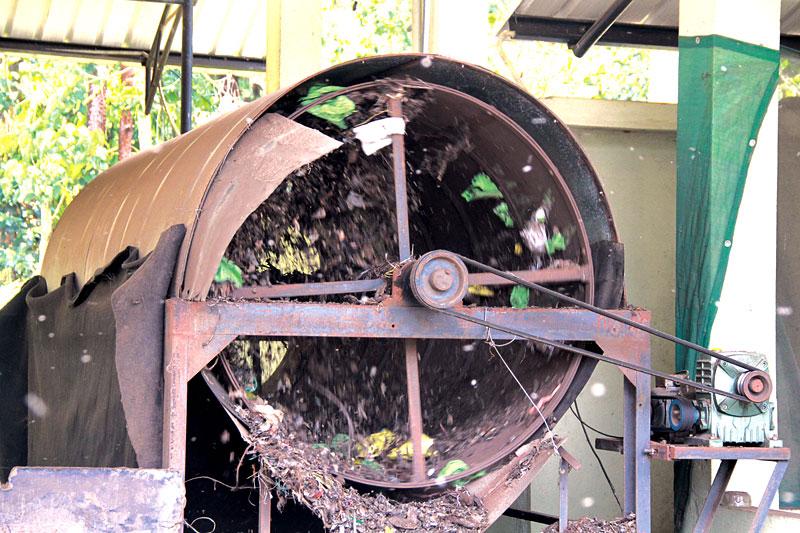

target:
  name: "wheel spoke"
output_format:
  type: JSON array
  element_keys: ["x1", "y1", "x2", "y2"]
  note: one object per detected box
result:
[
  {"x1": 467, "y1": 264, "x2": 591, "y2": 287},
  {"x1": 404, "y1": 338, "x2": 426, "y2": 481}
]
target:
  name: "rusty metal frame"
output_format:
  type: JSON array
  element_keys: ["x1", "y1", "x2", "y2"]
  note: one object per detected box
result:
[{"x1": 162, "y1": 298, "x2": 652, "y2": 530}]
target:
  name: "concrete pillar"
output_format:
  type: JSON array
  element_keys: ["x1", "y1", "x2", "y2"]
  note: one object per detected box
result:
[
  {"x1": 266, "y1": 0, "x2": 322, "y2": 93},
  {"x1": 677, "y1": 0, "x2": 781, "y2": 528},
  {"x1": 416, "y1": 0, "x2": 489, "y2": 66}
]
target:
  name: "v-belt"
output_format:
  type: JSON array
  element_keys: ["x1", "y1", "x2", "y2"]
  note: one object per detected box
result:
[{"x1": 419, "y1": 253, "x2": 753, "y2": 404}]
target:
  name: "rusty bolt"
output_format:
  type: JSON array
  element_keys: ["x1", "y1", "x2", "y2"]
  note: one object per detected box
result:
[
  {"x1": 644, "y1": 448, "x2": 656, "y2": 456},
  {"x1": 430, "y1": 268, "x2": 454, "y2": 292}
]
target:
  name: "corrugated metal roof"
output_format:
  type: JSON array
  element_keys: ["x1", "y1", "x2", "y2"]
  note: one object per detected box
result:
[
  {"x1": 514, "y1": 0, "x2": 800, "y2": 35},
  {"x1": 0, "y1": 0, "x2": 266, "y2": 60}
]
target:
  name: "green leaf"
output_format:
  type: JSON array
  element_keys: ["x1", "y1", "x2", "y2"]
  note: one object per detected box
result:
[
  {"x1": 546, "y1": 231, "x2": 567, "y2": 256},
  {"x1": 510, "y1": 285, "x2": 530, "y2": 309},
  {"x1": 215, "y1": 257, "x2": 244, "y2": 287},
  {"x1": 461, "y1": 172, "x2": 503, "y2": 202},
  {"x1": 492, "y1": 202, "x2": 514, "y2": 228},
  {"x1": 437, "y1": 459, "x2": 469, "y2": 478},
  {"x1": 299, "y1": 84, "x2": 356, "y2": 129}
]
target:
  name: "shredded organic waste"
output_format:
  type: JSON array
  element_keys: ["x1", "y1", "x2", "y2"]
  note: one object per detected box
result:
[
  {"x1": 242, "y1": 399, "x2": 489, "y2": 532},
  {"x1": 542, "y1": 515, "x2": 636, "y2": 533}
]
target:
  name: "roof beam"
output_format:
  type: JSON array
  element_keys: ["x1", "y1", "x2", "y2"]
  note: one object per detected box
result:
[
  {"x1": 0, "y1": 37, "x2": 265, "y2": 72},
  {"x1": 572, "y1": 0, "x2": 634, "y2": 57},
  {"x1": 507, "y1": 15, "x2": 800, "y2": 54}
]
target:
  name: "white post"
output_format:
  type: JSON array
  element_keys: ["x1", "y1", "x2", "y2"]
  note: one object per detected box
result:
[
  {"x1": 422, "y1": 0, "x2": 489, "y2": 66},
  {"x1": 678, "y1": 0, "x2": 781, "y2": 521},
  {"x1": 266, "y1": 0, "x2": 322, "y2": 93}
]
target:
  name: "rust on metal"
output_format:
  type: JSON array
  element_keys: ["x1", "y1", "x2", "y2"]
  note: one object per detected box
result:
[
  {"x1": 387, "y1": 94, "x2": 426, "y2": 482},
  {"x1": 173, "y1": 300, "x2": 649, "y2": 341},
  {"x1": 231, "y1": 279, "x2": 387, "y2": 299},
  {"x1": 230, "y1": 265, "x2": 587, "y2": 301},
  {"x1": 737, "y1": 370, "x2": 772, "y2": 403},
  {"x1": 648, "y1": 441, "x2": 791, "y2": 462},
  {"x1": 467, "y1": 439, "x2": 564, "y2": 526},
  {"x1": 466, "y1": 264, "x2": 591, "y2": 286}
]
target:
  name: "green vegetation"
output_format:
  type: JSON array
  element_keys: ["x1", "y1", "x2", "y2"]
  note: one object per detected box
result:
[{"x1": 0, "y1": 54, "x2": 262, "y2": 294}]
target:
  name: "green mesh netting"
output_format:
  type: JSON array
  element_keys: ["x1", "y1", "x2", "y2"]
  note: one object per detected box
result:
[{"x1": 675, "y1": 35, "x2": 779, "y2": 377}]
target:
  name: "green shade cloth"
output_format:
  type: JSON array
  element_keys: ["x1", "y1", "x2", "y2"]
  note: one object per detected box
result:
[{"x1": 675, "y1": 35, "x2": 779, "y2": 377}]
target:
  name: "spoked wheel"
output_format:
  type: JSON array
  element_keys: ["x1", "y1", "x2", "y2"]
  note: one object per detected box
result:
[{"x1": 215, "y1": 77, "x2": 597, "y2": 489}]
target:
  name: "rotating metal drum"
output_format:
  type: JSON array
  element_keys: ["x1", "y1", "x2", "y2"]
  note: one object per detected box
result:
[
  {"x1": 43, "y1": 55, "x2": 621, "y2": 493},
  {"x1": 212, "y1": 57, "x2": 620, "y2": 489}
]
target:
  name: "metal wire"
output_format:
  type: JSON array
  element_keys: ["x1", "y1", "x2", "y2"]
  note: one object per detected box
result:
[
  {"x1": 485, "y1": 330, "x2": 560, "y2": 457},
  {"x1": 572, "y1": 401, "x2": 623, "y2": 512}
]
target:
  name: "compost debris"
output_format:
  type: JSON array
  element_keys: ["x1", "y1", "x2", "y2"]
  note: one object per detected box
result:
[
  {"x1": 241, "y1": 399, "x2": 489, "y2": 532},
  {"x1": 542, "y1": 515, "x2": 636, "y2": 533}
]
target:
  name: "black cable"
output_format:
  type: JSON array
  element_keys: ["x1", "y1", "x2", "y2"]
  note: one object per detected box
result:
[
  {"x1": 573, "y1": 400, "x2": 623, "y2": 513},
  {"x1": 570, "y1": 402, "x2": 622, "y2": 440}
]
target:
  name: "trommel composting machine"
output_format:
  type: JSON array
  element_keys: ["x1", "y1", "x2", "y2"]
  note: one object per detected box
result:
[{"x1": 0, "y1": 55, "x2": 788, "y2": 532}]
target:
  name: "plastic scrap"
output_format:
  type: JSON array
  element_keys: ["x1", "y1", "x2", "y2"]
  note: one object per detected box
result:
[
  {"x1": 352, "y1": 117, "x2": 405, "y2": 155},
  {"x1": 461, "y1": 172, "x2": 504, "y2": 201},
  {"x1": 468, "y1": 285, "x2": 495, "y2": 297},
  {"x1": 387, "y1": 434, "x2": 435, "y2": 460},
  {"x1": 510, "y1": 285, "x2": 530, "y2": 309},
  {"x1": 355, "y1": 429, "x2": 396, "y2": 459},
  {"x1": 520, "y1": 208, "x2": 549, "y2": 254},
  {"x1": 214, "y1": 257, "x2": 244, "y2": 288},
  {"x1": 436, "y1": 460, "x2": 487, "y2": 487},
  {"x1": 493, "y1": 202, "x2": 514, "y2": 228},
  {"x1": 300, "y1": 84, "x2": 357, "y2": 129},
  {"x1": 546, "y1": 230, "x2": 567, "y2": 255},
  {"x1": 437, "y1": 459, "x2": 469, "y2": 478}
]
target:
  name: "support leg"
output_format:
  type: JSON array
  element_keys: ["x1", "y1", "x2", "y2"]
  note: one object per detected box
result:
[
  {"x1": 162, "y1": 324, "x2": 190, "y2": 474},
  {"x1": 748, "y1": 460, "x2": 789, "y2": 533},
  {"x1": 559, "y1": 457, "x2": 569, "y2": 532},
  {"x1": 694, "y1": 459, "x2": 736, "y2": 533},
  {"x1": 623, "y1": 375, "x2": 636, "y2": 515},
  {"x1": 634, "y1": 359, "x2": 652, "y2": 531}
]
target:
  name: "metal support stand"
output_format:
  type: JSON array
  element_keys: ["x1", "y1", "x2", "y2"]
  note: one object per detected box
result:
[
  {"x1": 161, "y1": 299, "x2": 637, "y2": 531},
  {"x1": 559, "y1": 457, "x2": 571, "y2": 532},
  {"x1": 597, "y1": 369, "x2": 791, "y2": 533}
]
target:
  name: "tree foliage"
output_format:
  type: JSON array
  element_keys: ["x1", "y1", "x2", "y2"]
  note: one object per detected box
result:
[
  {"x1": 322, "y1": 0, "x2": 413, "y2": 64},
  {"x1": 0, "y1": 53, "x2": 262, "y2": 286}
]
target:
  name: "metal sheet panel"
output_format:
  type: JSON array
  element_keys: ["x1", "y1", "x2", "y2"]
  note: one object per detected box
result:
[
  {"x1": 514, "y1": 0, "x2": 800, "y2": 35},
  {"x1": 0, "y1": 467, "x2": 185, "y2": 532},
  {"x1": 0, "y1": 0, "x2": 266, "y2": 60},
  {"x1": 41, "y1": 98, "x2": 341, "y2": 297}
]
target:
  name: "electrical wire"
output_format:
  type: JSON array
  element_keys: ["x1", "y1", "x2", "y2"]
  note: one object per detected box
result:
[
  {"x1": 570, "y1": 401, "x2": 622, "y2": 440},
  {"x1": 572, "y1": 400, "x2": 623, "y2": 513},
  {"x1": 485, "y1": 330, "x2": 561, "y2": 457}
]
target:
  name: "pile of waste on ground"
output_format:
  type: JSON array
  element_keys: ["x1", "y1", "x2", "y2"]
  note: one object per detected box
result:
[{"x1": 543, "y1": 515, "x2": 636, "y2": 533}]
